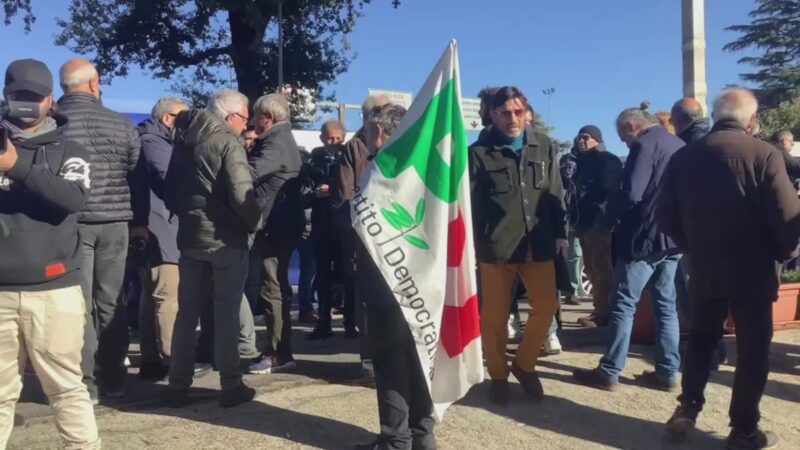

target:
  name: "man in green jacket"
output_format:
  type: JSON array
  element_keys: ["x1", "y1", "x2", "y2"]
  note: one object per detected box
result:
[
  {"x1": 165, "y1": 89, "x2": 261, "y2": 408},
  {"x1": 469, "y1": 86, "x2": 567, "y2": 406}
]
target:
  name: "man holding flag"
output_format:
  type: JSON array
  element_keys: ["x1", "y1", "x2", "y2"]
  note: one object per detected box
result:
[
  {"x1": 469, "y1": 86, "x2": 567, "y2": 406},
  {"x1": 352, "y1": 42, "x2": 483, "y2": 449}
]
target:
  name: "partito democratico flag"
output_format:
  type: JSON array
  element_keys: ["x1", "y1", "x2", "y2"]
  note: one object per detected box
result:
[{"x1": 352, "y1": 40, "x2": 483, "y2": 419}]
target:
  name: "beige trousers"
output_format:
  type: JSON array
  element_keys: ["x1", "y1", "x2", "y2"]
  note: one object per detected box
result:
[
  {"x1": 139, "y1": 264, "x2": 180, "y2": 363},
  {"x1": 0, "y1": 286, "x2": 100, "y2": 449}
]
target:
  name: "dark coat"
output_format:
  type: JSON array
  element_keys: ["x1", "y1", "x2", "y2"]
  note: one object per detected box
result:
[
  {"x1": 601, "y1": 126, "x2": 683, "y2": 260},
  {"x1": 57, "y1": 93, "x2": 147, "y2": 225},
  {"x1": 0, "y1": 114, "x2": 90, "y2": 290},
  {"x1": 331, "y1": 131, "x2": 370, "y2": 274},
  {"x1": 137, "y1": 118, "x2": 179, "y2": 264},
  {"x1": 559, "y1": 148, "x2": 578, "y2": 227},
  {"x1": 248, "y1": 121, "x2": 304, "y2": 237},
  {"x1": 167, "y1": 110, "x2": 260, "y2": 251},
  {"x1": 303, "y1": 146, "x2": 344, "y2": 239},
  {"x1": 677, "y1": 119, "x2": 710, "y2": 145},
  {"x1": 469, "y1": 126, "x2": 567, "y2": 263},
  {"x1": 777, "y1": 146, "x2": 800, "y2": 184},
  {"x1": 656, "y1": 119, "x2": 800, "y2": 300},
  {"x1": 573, "y1": 144, "x2": 623, "y2": 235}
]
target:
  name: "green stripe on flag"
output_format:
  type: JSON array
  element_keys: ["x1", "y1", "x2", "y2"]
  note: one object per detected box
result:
[{"x1": 374, "y1": 77, "x2": 467, "y2": 203}]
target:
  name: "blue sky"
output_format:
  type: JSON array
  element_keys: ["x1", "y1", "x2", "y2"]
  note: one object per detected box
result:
[{"x1": 0, "y1": 0, "x2": 758, "y2": 154}]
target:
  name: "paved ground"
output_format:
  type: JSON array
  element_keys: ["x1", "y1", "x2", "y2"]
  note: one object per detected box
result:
[{"x1": 8, "y1": 302, "x2": 800, "y2": 449}]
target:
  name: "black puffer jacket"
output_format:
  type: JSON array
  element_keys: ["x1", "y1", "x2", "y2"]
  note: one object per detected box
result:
[{"x1": 57, "y1": 93, "x2": 147, "y2": 225}]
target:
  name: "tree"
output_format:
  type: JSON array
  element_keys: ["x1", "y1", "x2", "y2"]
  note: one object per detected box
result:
[
  {"x1": 759, "y1": 98, "x2": 800, "y2": 139},
  {"x1": 51, "y1": 0, "x2": 399, "y2": 112},
  {"x1": 1, "y1": 0, "x2": 34, "y2": 31},
  {"x1": 724, "y1": 0, "x2": 800, "y2": 106}
]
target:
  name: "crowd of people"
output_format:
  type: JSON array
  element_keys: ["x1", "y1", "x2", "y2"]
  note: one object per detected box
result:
[{"x1": 0, "y1": 56, "x2": 797, "y2": 450}]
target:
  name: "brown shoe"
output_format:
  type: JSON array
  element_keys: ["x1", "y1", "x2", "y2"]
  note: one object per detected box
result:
[
  {"x1": 510, "y1": 362, "x2": 543, "y2": 401},
  {"x1": 635, "y1": 370, "x2": 678, "y2": 392},
  {"x1": 577, "y1": 314, "x2": 608, "y2": 328},
  {"x1": 572, "y1": 367, "x2": 618, "y2": 391}
]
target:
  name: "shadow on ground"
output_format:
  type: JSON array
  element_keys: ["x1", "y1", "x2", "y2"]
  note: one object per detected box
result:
[{"x1": 457, "y1": 382, "x2": 723, "y2": 450}]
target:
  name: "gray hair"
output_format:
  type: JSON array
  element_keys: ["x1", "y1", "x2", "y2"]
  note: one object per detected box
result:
[
  {"x1": 712, "y1": 88, "x2": 758, "y2": 128},
  {"x1": 253, "y1": 93, "x2": 290, "y2": 122},
  {"x1": 616, "y1": 106, "x2": 656, "y2": 130},
  {"x1": 207, "y1": 89, "x2": 249, "y2": 119},
  {"x1": 151, "y1": 96, "x2": 186, "y2": 120},
  {"x1": 776, "y1": 130, "x2": 794, "y2": 142},
  {"x1": 59, "y1": 62, "x2": 98, "y2": 91},
  {"x1": 362, "y1": 94, "x2": 391, "y2": 120},
  {"x1": 368, "y1": 104, "x2": 407, "y2": 137}
]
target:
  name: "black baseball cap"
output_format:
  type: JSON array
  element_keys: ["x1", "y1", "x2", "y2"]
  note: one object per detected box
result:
[{"x1": 4, "y1": 59, "x2": 53, "y2": 97}]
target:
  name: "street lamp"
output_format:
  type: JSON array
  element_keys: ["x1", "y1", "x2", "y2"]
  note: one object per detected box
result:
[{"x1": 542, "y1": 87, "x2": 556, "y2": 125}]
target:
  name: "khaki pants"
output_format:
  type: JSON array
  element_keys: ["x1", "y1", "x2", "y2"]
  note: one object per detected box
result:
[
  {"x1": 139, "y1": 264, "x2": 180, "y2": 364},
  {"x1": 0, "y1": 286, "x2": 100, "y2": 449},
  {"x1": 480, "y1": 261, "x2": 559, "y2": 380},
  {"x1": 579, "y1": 226, "x2": 614, "y2": 320}
]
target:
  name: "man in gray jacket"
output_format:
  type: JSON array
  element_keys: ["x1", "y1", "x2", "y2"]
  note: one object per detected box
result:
[
  {"x1": 165, "y1": 89, "x2": 260, "y2": 408},
  {"x1": 58, "y1": 59, "x2": 148, "y2": 402}
]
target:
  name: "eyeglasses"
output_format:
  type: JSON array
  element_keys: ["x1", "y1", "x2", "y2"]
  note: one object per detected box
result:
[
  {"x1": 231, "y1": 112, "x2": 249, "y2": 122},
  {"x1": 578, "y1": 134, "x2": 593, "y2": 141},
  {"x1": 496, "y1": 108, "x2": 527, "y2": 120}
]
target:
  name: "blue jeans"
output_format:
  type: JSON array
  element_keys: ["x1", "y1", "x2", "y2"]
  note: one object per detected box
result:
[{"x1": 599, "y1": 252, "x2": 682, "y2": 383}]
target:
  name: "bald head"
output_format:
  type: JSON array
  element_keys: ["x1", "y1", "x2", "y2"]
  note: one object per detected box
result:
[
  {"x1": 712, "y1": 88, "x2": 759, "y2": 130},
  {"x1": 670, "y1": 97, "x2": 705, "y2": 134},
  {"x1": 59, "y1": 59, "x2": 100, "y2": 98}
]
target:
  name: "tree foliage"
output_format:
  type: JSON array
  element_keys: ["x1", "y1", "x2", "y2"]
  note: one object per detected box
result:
[
  {"x1": 759, "y1": 98, "x2": 800, "y2": 138},
  {"x1": 53, "y1": 0, "x2": 400, "y2": 112},
  {"x1": 725, "y1": 0, "x2": 800, "y2": 106},
  {"x1": 1, "y1": 0, "x2": 34, "y2": 31}
]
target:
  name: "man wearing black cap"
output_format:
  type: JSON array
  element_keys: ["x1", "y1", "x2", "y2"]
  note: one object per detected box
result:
[
  {"x1": 572, "y1": 125, "x2": 623, "y2": 328},
  {"x1": 0, "y1": 59, "x2": 100, "y2": 448}
]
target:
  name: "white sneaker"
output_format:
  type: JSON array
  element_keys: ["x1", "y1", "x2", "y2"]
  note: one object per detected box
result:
[
  {"x1": 543, "y1": 334, "x2": 562, "y2": 355},
  {"x1": 507, "y1": 316, "x2": 517, "y2": 339}
]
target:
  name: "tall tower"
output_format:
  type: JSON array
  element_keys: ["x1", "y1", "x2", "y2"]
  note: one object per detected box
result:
[{"x1": 682, "y1": 0, "x2": 708, "y2": 111}]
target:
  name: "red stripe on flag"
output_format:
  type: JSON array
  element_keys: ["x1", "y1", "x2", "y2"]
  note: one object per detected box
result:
[
  {"x1": 440, "y1": 294, "x2": 481, "y2": 358},
  {"x1": 447, "y1": 212, "x2": 466, "y2": 267}
]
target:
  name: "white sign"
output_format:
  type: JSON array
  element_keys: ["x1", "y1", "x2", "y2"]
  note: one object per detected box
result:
[
  {"x1": 461, "y1": 97, "x2": 482, "y2": 131},
  {"x1": 368, "y1": 89, "x2": 413, "y2": 109}
]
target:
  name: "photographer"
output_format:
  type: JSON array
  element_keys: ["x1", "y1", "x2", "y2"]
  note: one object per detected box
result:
[
  {"x1": 305, "y1": 120, "x2": 357, "y2": 340},
  {"x1": 0, "y1": 59, "x2": 99, "y2": 448}
]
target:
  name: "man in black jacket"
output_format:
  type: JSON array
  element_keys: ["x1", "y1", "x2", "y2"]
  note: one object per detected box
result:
[
  {"x1": 249, "y1": 93, "x2": 304, "y2": 372},
  {"x1": 306, "y1": 120, "x2": 357, "y2": 340},
  {"x1": 0, "y1": 59, "x2": 100, "y2": 449},
  {"x1": 572, "y1": 125, "x2": 623, "y2": 328},
  {"x1": 671, "y1": 98, "x2": 710, "y2": 146},
  {"x1": 57, "y1": 59, "x2": 148, "y2": 401}
]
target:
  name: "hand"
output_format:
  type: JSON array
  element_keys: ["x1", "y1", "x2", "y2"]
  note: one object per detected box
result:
[
  {"x1": 129, "y1": 226, "x2": 150, "y2": 242},
  {"x1": 0, "y1": 138, "x2": 19, "y2": 172},
  {"x1": 556, "y1": 238, "x2": 569, "y2": 258},
  {"x1": 315, "y1": 184, "x2": 331, "y2": 198}
]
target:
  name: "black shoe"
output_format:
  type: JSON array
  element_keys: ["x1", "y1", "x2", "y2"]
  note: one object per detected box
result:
[
  {"x1": 354, "y1": 436, "x2": 392, "y2": 450},
  {"x1": 193, "y1": 363, "x2": 212, "y2": 378},
  {"x1": 511, "y1": 362, "x2": 544, "y2": 401},
  {"x1": 635, "y1": 370, "x2": 678, "y2": 392},
  {"x1": 165, "y1": 388, "x2": 189, "y2": 408},
  {"x1": 572, "y1": 368, "x2": 618, "y2": 392},
  {"x1": 139, "y1": 362, "x2": 169, "y2": 381},
  {"x1": 711, "y1": 342, "x2": 728, "y2": 371},
  {"x1": 298, "y1": 310, "x2": 319, "y2": 324},
  {"x1": 577, "y1": 314, "x2": 608, "y2": 328},
  {"x1": 219, "y1": 383, "x2": 256, "y2": 408},
  {"x1": 270, "y1": 356, "x2": 297, "y2": 373},
  {"x1": 725, "y1": 429, "x2": 779, "y2": 450},
  {"x1": 488, "y1": 380, "x2": 511, "y2": 406},
  {"x1": 562, "y1": 294, "x2": 581, "y2": 306},
  {"x1": 344, "y1": 327, "x2": 359, "y2": 339},
  {"x1": 308, "y1": 325, "x2": 334, "y2": 341},
  {"x1": 665, "y1": 403, "x2": 699, "y2": 441}
]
